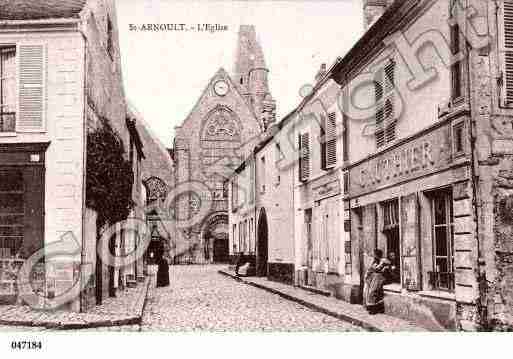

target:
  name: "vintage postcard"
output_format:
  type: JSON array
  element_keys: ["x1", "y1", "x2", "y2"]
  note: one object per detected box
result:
[{"x1": 0, "y1": 0, "x2": 511, "y2": 356}]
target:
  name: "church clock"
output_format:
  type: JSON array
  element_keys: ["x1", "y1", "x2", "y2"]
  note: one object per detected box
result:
[{"x1": 214, "y1": 80, "x2": 229, "y2": 96}]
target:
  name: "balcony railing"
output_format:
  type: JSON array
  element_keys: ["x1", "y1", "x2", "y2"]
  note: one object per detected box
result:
[
  {"x1": 428, "y1": 271, "x2": 455, "y2": 291},
  {"x1": 0, "y1": 112, "x2": 15, "y2": 133}
]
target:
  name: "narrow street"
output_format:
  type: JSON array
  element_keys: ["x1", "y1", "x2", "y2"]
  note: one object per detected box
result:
[
  {"x1": 0, "y1": 265, "x2": 361, "y2": 332},
  {"x1": 140, "y1": 265, "x2": 361, "y2": 331}
]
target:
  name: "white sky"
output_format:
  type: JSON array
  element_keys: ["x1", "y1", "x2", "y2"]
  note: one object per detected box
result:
[{"x1": 116, "y1": 0, "x2": 363, "y2": 147}]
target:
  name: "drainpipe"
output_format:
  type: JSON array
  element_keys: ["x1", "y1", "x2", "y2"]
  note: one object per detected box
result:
[
  {"x1": 253, "y1": 153, "x2": 257, "y2": 270},
  {"x1": 463, "y1": 0, "x2": 485, "y2": 328},
  {"x1": 79, "y1": 26, "x2": 88, "y2": 313},
  {"x1": 253, "y1": 151, "x2": 258, "y2": 271}
]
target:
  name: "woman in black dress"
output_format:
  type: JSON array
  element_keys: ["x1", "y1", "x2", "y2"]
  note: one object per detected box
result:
[{"x1": 156, "y1": 257, "x2": 170, "y2": 287}]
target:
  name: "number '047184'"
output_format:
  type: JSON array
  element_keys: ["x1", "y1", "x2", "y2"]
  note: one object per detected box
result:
[{"x1": 11, "y1": 341, "x2": 42, "y2": 350}]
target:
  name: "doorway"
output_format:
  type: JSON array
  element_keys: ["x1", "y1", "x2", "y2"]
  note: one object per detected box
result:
[
  {"x1": 383, "y1": 199, "x2": 400, "y2": 283},
  {"x1": 257, "y1": 208, "x2": 268, "y2": 277},
  {"x1": 213, "y1": 235, "x2": 229, "y2": 263}
]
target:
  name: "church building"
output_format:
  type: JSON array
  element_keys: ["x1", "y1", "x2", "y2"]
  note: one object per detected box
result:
[{"x1": 170, "y1": 25, "x2": 276, "y2": 264}]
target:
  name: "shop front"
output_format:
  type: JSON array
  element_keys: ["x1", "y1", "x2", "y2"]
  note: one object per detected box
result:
[
  {"x1": 0, "y1": 143, "x2": 48, "y2": 305},
  {"x1": 346, "y1": 118, "x2": 478, "y2": 330}
]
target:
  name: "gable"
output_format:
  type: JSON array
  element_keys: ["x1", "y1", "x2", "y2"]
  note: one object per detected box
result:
[{"x1": 175, "y1": 68, "x2": 263, "y2": 144}]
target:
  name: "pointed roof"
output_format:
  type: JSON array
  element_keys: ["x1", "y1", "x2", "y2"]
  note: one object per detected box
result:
[
  {"x1": 175, "y1": 67, "x2": 260, "y2": 133},
  {"x1": 0, "y1": 0, "x2": 87, "y2": 20}
]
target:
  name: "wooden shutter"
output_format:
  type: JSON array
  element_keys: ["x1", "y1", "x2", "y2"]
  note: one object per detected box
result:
[
  {"x1": 325, "y1": 112, "x2": 337, "y2": 168},
  {"x1": 362, "y1": 204, "x2": 377, "y2": 278},
  {"x1": 320, "y1": 115, "x2": 326, "y2": 170},
  {"x1": 503, "y1": 2, "x2": 513, "y2": 105},
  {"x1": 374, "y1": 71, "x2": 385, "y2": 148},
  {"x1": 400, "y1": 193, "x2": 421, "y2": 291},
  {"x1": 22, "y1": 166, "x2": 44, "y2": 258},
  {"x1": 299, "y1": 133, "x2": 310, "y2": 181},
  {"x1": 384, "y1": 60, "x2": 396, "y2": 144},
  {"x1": 17, "y1": 45, "x2": 46, "y2": 132}
]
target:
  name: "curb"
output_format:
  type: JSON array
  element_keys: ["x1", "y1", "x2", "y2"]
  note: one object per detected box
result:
[
  {"x1": 218, "y1": 270, "x2": 381, "y2": 332},
  {"x1": 0, "y1": 278, "x2": 151, "y2": 330}
]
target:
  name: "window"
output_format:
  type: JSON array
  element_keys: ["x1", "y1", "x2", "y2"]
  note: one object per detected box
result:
[
  {"x1": 248, "y1": 218, "x2": 253, "y2": 254},
  {"x1": 298, "y1": 133, "x2": 311, "y2": 181},
  {"x1": 238, "y1": 222, "x2": 242, "y2": 253},
  {"x1": 343, "y1": 172, "x2": 349, "y2": 194},
  {"x1": 0, "y1": 47, "x2": 16, "y2": 133},
  {"x1": 501, "y1": 1, "x2": 513, "y2": 105},
  {"x1": 0, "y1": 170, "x2": 24, "y2": 258},
  {"x1": 222, "y1": 181, "x2": 228, "y2": 199},
  {"x1": 245, "y1": 220, "x2": 249, "y2": 252},
  {"x1": 453, "y1": 122, "x2": 465, "y2": 155},
  {"x1": 375, "y1": 60, "x2": 396, "y2": 148},
  {"x1": 232, "y1": 224, "x2": 237, "y2": 252},
  {"x1": 275, "y1": 143, "x2": 282, "y2": 185},
  {"x1": 450, "y1": 24, "x2": 462, "y2": 100},
  {"x1": 429, "y1": 190, "x2": 455, "y2": 291},
  {"x1": 321, "y1": 112, "x2": 337, "y2": 170},
  {"x1": 342, "y1": 113, "x2": 349, "y2": 162},
  {"x1": 304, "y1": 209, "x2": 313, "y2": 268},
  {"x1": 242, "y1": 220, "x2": 246, "y2": 253},
  {"x1": 260, "y1": 156, "x2": 266, "y2": 193}
]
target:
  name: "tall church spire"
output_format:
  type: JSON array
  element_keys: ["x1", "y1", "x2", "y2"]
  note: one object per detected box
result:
[{"x1": 234, "y1": 25, "x2": 276, "y2": 130}]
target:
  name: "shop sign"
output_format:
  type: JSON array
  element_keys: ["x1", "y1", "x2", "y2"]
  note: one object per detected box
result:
[
  {"x1": 313, "y1": 179, "x2": 341, "y2": 201},
  {"x1": 349, "y1": 124, "x2": 454, "y2": 197}
]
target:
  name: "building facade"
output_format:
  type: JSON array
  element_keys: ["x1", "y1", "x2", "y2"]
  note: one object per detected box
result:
[
  {"x1": 294, "y1": 67, "x2": 347, "y2": 295},
  {"x1": 171, "y1": 25, "x2": 275, "y2": 265},
  {"x1": 226, "y1": 0, "x2": 513, "y2": 331},
  {"x1": 330, "y1": 0, "x2": 513, "y2": 331},
  {"x1": 228, "y1": 110, "x2": 298, "y2": 284},
  {"x1": 0, "y1": 0, "x2": 146, "y2": 312}
]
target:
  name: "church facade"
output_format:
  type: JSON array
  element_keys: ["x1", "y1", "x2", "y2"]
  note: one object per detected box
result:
[{"x1": 170, "y1": 25, "x2": 276, "y2": 264}]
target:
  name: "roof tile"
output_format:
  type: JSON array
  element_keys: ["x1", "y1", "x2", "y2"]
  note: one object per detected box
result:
[{"x1": 0, "y1": 0, "x2": 87, "y2": 20}]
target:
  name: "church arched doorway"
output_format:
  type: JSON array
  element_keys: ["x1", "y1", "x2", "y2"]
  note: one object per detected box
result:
[
  {"x1": 201, "y1": 213, "x2": 229, "y2": 263},
  {"x1": 257, "y1": 208, "x2": 268, "y2": 277}
]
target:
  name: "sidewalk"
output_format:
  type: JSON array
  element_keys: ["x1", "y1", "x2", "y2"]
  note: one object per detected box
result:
[
  {"x1": 218, "y1": 269, "x2": 429, "y2": 332},
  {"x1": 0, "y1": 277, "x2": 150, "y2": 330}
]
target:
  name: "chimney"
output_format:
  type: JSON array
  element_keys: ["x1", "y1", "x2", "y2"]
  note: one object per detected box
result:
[{"x1": 363, "y1": 0, "x2": 394, "y2": 30}]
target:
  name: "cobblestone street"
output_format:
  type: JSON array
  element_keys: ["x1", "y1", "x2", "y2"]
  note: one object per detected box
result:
[
  {"x1": 140, "y1": 265, "x2": 361, "y2": 332},
  {"x1": 0, "y1": 265, "x2": 362, "y2": 332}
]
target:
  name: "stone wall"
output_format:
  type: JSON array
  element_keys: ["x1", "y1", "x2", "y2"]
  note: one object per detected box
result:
[{"x1": 81, "y1": 0, "x2": 129, "y2": 304}]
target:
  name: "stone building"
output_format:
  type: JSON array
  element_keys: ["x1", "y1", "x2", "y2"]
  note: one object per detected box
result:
[
  {"x1": 229, "y1": 108, "x2": 297, "y2": 283},
  {"x1": 331, "y1": 0, "x2": 513, "y2": 330},
  {"x1": 128, "y1": 105, "x2": 175, "y2": 270},
  {"x1": 226, "y1": 0, "x2": 513, "y2": 331},
  {"x1": 293, "y1": 64, "x2": 347, "y2": 294},
  {"x1": 171, "y1": 25, "x2": 275, "y2": 264},
  {"x1": 0, "y1": 0, "x2": 146, "y2": 311}
]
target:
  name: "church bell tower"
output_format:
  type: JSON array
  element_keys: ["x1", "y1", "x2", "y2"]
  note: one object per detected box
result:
[{"x1": 234, "y1": 25, "x2": 276, "y2": 130}]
